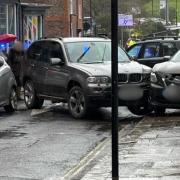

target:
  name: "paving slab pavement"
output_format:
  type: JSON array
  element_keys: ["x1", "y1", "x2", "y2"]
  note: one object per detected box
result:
[{"x1": 72, "y1": 115, "x2": 180, "y2": 180}]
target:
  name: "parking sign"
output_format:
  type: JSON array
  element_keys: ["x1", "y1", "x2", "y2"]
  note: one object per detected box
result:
[{"x1": 118, "y1": 14, "x2": 133, "y2": 27}]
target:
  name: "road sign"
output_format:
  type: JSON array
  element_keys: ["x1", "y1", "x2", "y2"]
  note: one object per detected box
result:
[
  {"x1": 118, "y1": 14, "x2": 133, "y2": 27},
  {"x1": 160, "y1": 0, "x2": 166, "y2": 9}
]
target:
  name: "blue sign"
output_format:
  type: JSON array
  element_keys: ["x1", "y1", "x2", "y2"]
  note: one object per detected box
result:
[{"x1": 118, "y1": 14, "x2": 133, "y2": 27}]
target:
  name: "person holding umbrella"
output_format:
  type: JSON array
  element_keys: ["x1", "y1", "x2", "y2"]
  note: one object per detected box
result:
[{"x1": 7, "y1": 41, "x2": 24, "y2": 100}]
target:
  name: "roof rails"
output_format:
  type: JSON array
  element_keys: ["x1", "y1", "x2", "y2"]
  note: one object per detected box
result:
[
  {"x1": 84, "y1": 34, "x2": 109, "y2": 39},
  {"x1": 141, "y1": 36, "x2": 180, "y2": 41},
  {"x1": 97, "y1": 33, "x2": 109, "y2": 39},
  {"x1": 39, "y1": 36, "x2": 63, "y2": 40}
]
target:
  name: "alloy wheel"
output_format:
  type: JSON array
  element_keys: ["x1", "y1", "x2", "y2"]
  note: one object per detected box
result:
[
  {"x1": 69, "y1": 89, "x2": 85, "y2": 115},
  {"x1": 24, "y1": 82, "x2": 34, "y2": 106}
]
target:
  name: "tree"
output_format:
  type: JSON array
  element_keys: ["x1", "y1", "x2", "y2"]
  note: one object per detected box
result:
[{"x1": 134, "y1": 19, "x2": 166, "y2": 36}]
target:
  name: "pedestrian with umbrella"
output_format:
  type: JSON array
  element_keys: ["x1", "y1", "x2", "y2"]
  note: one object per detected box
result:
[{"x1": 7, "y1": 40, "x2": 24, "y2": 100}]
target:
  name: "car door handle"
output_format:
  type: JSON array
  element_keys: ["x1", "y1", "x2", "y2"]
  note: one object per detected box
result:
[{"x1": 43, "y1": 67, "x2": 48, "y2": 70}]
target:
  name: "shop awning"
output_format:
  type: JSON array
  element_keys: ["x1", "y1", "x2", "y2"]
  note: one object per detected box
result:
[{"x1": 20, "y1": 3, "x2": 52, "y2": 10}]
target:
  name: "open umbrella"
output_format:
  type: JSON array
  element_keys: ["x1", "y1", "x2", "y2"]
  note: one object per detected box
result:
[{"x1": 0, "y1": 34, "x2": 17, "y2": 43}]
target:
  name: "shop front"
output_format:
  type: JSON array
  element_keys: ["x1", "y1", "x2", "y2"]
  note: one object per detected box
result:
[{"x1": 0, "y1": 0, "x2": 50, "y2": 51}]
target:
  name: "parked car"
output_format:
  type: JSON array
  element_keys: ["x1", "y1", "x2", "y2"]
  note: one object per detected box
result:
[
  {"x1": 0, "y1": 56, "x2": 17, "y2": 112},
  {"x1": 151, "y1": 50, "x2": 180, "y2": 115},
  {"x1": 126, "y1": 37, "x2": 180, "y2": 68},
  {"x1": 21, "y1": 37, "x2": 151, "y2": 118}
]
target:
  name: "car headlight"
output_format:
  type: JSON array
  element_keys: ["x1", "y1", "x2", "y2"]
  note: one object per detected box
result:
[
  {"x1": 87, "y1": 76, "x2": 110, "y2": 84},
  {"x1": 151, "y1": 72, "x2": 158, "y2": 83},
  {"x1": 142, "y1": 66, "x2": 151, "y2": 74}
]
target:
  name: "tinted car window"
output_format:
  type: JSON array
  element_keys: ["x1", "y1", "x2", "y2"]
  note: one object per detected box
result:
[
  {"x1": 127, "y1": 44, "x2": 142, "y2": 58},
  {"x1": 27, "y1": 42, "x2": 43, "y2": 60},
  {"x1": 162, "y1": 42, "x2": 177, "y2": 56},
  {"x1": 143, "y1": 43, "x2": 160, "y2": 58},
  {"x1": 40, "y1": 41, "x2": 64, "y2": 63}
]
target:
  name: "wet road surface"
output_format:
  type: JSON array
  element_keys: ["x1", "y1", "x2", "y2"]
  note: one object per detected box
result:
[
  {"x1": 0, "y1": 102, "x2": 141, "y2": 180},
  {"x1": 74, "y1": 110, "x2": 180, "y2": 180}
]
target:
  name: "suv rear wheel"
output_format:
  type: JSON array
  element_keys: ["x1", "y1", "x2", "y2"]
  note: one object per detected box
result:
[
  {"x1": 24, "y1": 80, "x2": 44, "y2": 109},
  {"x1": 154, "y1": 106, "x2": 165, "y2": 116},
  {"x1": 4, "y1": 87, "x2": 17, "y2": 113},
  {"x1": 68, "y1": 86, "x2": 88, "y2": 118}
]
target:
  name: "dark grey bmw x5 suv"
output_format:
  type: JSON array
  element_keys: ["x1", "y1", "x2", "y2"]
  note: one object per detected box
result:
[{"x1": 21, "y1": 37, "x2": 151, "y2": 118}]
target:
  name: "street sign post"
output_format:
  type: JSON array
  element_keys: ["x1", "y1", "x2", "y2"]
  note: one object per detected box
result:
[{"x1": 111, "y1": 0, "x2": 119, "y2": 179}]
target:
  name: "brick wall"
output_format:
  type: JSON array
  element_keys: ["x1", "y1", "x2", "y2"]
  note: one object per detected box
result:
[{"x1": 22, "y1": 0, "x2": 82, "y2": 37}]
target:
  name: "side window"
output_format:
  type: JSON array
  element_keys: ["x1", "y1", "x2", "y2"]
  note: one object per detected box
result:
[
  {"x1": 143, "y1": 43, "x2": 160, "y2": 58},
  {"x1": 40, "y1": 41, "x2": 64, "y2": 63},
  {"x1": 162, "y1": 42, "x2": 177, "y2": 56},
  {"x1": 49, "y1": 42, "x2": 64, "y2": 60},
  {"x1": 127, "y1": 44, "x2": 142, "y2": 58},
  {"x1": 27, "y1": 42, "x2": 42, "y2": 60}
]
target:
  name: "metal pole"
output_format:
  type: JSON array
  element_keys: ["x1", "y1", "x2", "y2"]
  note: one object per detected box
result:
[
  {"x1": 165, "y1": 0, "x2": 168, "y2": 25},
  {"x1": 111, "y1": 0, "x2": 119, "y2": 179},
  {"x1": 176, "y1": 0, "x2": 178, "y2": 26},
  {"x1": 152, "y1": 0, "x2": 153, "y2": 17},
  {"x1": 89, "y1": 0, "x2": 92, "y2": 35}
]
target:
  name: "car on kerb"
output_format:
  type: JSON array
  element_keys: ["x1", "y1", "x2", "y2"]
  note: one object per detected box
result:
[
  {"x1": 0, "y1": 56, "x2": 17, "y2": 112},
  {"x1": 126, "y1": 37, "x2": 180, "y2": 68},
  {"x1": 21, "y1": 37, "x2": 151, "y2": 118},
  {"x1": 151, "y1": 50, "x2": 180, "y2": 115}
]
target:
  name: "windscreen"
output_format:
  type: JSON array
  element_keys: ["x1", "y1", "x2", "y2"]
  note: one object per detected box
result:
[
  {"x1": 171, "y1": 50, "x2": 180, "y2": 62},
  {"x1": 65, "y1": 41, "x2": 130, "y2": 64}
]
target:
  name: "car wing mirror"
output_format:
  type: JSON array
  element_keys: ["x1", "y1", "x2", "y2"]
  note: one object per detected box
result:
[
  {"x1": 50, "y1": 58, "x2": 64, "y2": 66},
  {"x1": 163, "y1": 56, "x2": 171, "y2": 61},
  {"x1": 130, "y1": 56, "x2": 137, "y2": 61}
]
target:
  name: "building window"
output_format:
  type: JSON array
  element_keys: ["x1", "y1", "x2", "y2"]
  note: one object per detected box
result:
[
  {"x1": 0, "y1": 4, "x2": 16, "y2": 34},
  {"x1": 8, "y1": 4, "x2": 16, "y2": 34},
  {"x1": 0, "y1": 4, "x2": 7, "y2": 34}
]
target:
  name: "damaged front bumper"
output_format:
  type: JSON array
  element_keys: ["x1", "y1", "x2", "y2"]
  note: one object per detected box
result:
[{"x1": 151, "y1": 75, "x2": 180, "y2": 108}]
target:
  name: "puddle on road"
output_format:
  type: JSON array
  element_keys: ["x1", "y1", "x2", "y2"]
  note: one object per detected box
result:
[{"x1": 0, "y1": 127, "x2": 27, "y2": 139}]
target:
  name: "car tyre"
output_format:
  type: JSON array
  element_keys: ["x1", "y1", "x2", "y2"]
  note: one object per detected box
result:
[
  {"x1": 68, "y1": 86, "x2": 88, "y2": 118},
  {"x1": 4, "y1": 87, "x2": 17, "y2": 113},
  {"x1": 24, "y1": 80, "x2": 44, "y2": 109},
  {"x1": 128, "y1": 105, "x2": 153, "y2": 115},
  {"x1": 154, "y1": 106, "x2": 165, "y2": 116}
]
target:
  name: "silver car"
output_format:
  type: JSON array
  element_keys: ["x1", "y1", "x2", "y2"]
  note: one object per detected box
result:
[
  {"x1": 0, "y1": 56, "x2": 17, "y2": 112},
  {"x1": 151, "y1": 50, "x2": 180, "y2": 115}
]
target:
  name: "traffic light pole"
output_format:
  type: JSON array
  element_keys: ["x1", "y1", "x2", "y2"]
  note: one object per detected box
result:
[{"x1": 111, "y1": 0, "x2": 119, "y2": 180}]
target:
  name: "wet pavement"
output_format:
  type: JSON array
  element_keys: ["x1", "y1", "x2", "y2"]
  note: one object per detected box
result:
[
  {"x1": 73, "y1": 110, "x2": 180, "y2": 180},
  {"x1": 0, "y1": 102, "x2": 140, "y2": 180}
]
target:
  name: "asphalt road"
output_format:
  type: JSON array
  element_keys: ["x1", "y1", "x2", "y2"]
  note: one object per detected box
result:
[{"x1": 0, "y1": 102, "x2": 141, "y2": 180}]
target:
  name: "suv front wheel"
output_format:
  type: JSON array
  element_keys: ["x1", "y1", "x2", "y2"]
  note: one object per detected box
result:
[
  {"x1": 128, "y1": 104, "x2": 153, "y2": 115},
  {"x1": 68, "y1": 86, "x2": 88, "y2": 118},
  {"x1": 24, "y1": 80, "x2": 44, "y2": 109}
]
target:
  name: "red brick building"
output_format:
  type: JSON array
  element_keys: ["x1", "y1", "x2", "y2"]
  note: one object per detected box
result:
[
  {"x1": 0, "y1": 0, "x2": 83, "y2": 48},
  {"x1": 22, "y1": 0, "x2": 83, "y2": 37}
]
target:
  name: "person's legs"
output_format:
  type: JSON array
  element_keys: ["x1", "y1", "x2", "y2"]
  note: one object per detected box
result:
[{"x1": 15, "y1": 76, "x2": 23, "y2": 100}]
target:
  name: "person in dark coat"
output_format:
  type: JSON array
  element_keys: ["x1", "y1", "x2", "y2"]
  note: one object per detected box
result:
[{"x1": 8, "y1": 41, "x2": 24, "y2": 99}]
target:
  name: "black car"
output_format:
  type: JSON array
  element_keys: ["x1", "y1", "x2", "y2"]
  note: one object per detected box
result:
[
  {"x1": 150, "y1": 50, "x2": 180, "y2": 115},
  {"x1": 126, "y1": 37, "x2": 180, "y2": 68},
  {"x1": 21, "y1": 37, "x2": 151, "y2": 118}
]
